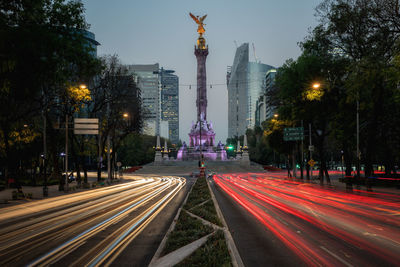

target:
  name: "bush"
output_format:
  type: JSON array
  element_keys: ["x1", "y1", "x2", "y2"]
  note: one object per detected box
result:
[
  {"x1": 184, "y1": 177, "x2": 211, "y2": 209},
  {"x1": 161, "y1": 211, "x2": 213, "y2": 256},
  {"x1": 190, "y1": 199, "x2": 222, "y2": 226},
  {"x1": 176, "y1": 230, "x2": 232, "y2": 267}
]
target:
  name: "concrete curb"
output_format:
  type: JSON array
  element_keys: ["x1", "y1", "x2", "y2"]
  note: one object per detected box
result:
[
  {"x1": 185, "y1": 209, "x2": 223, "y2": 231},
  {"x1": 207, "y1": 174, "x2": 245, "y2": 267},
  {"x1": 148, "y1": 176, "x2": 195, "y2": 266},
  {"x1": 149, "y1": 232, "x2": 214, "y2": 267}
]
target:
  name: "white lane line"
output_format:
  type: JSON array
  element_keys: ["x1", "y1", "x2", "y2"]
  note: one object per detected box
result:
[{"x1": 320, "y1": 246, "x2": 353, "y2": 267}]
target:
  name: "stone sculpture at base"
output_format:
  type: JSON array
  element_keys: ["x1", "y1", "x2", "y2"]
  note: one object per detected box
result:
[
  {"x1": 154, "y1": 136, "x2": 162, "y2": 165},
  {"x1": 241, "y1": 134, "x2": 250, "y2": 166}
]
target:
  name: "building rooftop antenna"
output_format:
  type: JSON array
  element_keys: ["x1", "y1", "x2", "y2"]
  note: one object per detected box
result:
[{"x1": 252, "y1": 43, "x2": 260, "y2": 63}]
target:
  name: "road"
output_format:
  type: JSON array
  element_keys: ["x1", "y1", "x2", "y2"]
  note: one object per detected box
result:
[
  {"x1": 0, "y1": 176, "x2": 186, "y2": 267},
  {"x1": 211, "y1": 172, "x2": 400, "y2": 267}
]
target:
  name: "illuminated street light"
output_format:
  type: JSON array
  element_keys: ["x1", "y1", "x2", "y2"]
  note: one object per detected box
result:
[
  {"x1": 274, "y1": 114, "x2": 279, "y2": 118},
  {"x1": 123, "y1": 113, "x2": 129, "y2": 118},
  {"x1": 79, "y1": 84, "x2": 87, "y2": 89},
  {"x1": 312, "y1": 83, "x2": 320, "y2": 89}
]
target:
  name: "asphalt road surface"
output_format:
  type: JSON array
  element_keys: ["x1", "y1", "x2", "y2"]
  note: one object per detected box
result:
[
  {"x1": 0, "y1": 176, "x2": 188, "y2": 267},
  {"x1": 210, "y1": 172, "x2": 400, "y2": 267}
]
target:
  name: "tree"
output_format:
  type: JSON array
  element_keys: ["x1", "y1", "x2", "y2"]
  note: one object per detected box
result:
[
  {"x1": 0, "y1": 0, "x2": 101, "y2": 187},
  {"x1": 271, "y1": 25, "x2": 349, "y2": 184},
  {"x1": 317, "y1": 0, "x2": 400, "y2": 180},
  {"x1": 93, "y1": 55, "x2": 143, "y2": 180}
]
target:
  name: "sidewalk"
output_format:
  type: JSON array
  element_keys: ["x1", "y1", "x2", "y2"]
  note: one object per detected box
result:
[{"x1": 0, "y1": 172, "x2": 130, "y2": 204}]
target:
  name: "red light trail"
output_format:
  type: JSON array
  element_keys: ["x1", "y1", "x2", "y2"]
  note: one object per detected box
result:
[{"x1": 213, "y1": 173, "x2": 400, "y2": 266}]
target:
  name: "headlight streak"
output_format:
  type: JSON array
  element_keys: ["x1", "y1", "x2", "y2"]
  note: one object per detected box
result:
[
  {"x1": 87, "y1": 177, "x2": 185, "y2": 267},
  {"x1": 213, "y1": 173, "x2": 400, "y2": 266},
  {"x1": 27, "y1": 177, "x2": 185, "y2": 267},
  {"x1": 0, "y1": 179, "x2": 153, "y2": 223},
  {"x1": 0, "y1": 180, "x2": 163, "y2": 250}
]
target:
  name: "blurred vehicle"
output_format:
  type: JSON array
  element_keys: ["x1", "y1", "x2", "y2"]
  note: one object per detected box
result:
[{"x1": 62, "y1": 173, "x2": 75, "y2": 183}]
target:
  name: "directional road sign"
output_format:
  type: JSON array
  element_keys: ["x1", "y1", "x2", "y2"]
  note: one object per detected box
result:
[
  {"x1": 74, "y1": 118, "x2": 99, "y2": 135},
  {"x1": 283, "y1": 127, "x2": 304, "y2": 141},
  {"x1": 308, "y1": 159, "x2": 316, "y2": 167}
]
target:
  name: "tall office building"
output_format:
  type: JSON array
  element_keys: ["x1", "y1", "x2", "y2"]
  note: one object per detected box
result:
[
  {"x1": 227, "y1": 43, "x2": 274, "y2": 138},
  {"x1": 127, "y1": 64, "x2": 160, "y2": 136},
  {"x1": 264, "y1": 69, "x2": 277, "y2": 120},
  {"x1": 127, "y1": 64, "x2": 179, "y2": 142},
  {"x1": 160, "y1": 68, "x2": 179, "y2": 144},
  {"x1": 255, "y1": 69, "x2": 277, "y2": 126}
]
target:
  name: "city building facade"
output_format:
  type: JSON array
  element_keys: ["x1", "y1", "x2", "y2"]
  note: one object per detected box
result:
[
  {"x1": 160, "y1": 68, "x2": 179, "y2": 144},
  {"x1": 264, "y1": 69, "x2": 277, "y2": 120},
  {"x1": 127, "y1": 64, "x2": 179, "y2": 142},
  {"x1": 127, "y1": 64, "x2": 160, "y2": 136},
  {"x1": 227, "y1": 43, "x2": 274, "y2": 137},
  {"x1": 255, "y1": 68, "x2": 277, "y2": 126}
]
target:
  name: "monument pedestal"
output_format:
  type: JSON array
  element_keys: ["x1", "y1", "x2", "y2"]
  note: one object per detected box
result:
[
  {"x1": 241, "y1": 135, "x2": 250, "y2": 165},
  {"x1": 154, "y1": 150, "x2": 162, "y2": 165},
  {"x1": 241, "y1": 149, "x2": 250, "y2": 166},
  {"x1": 154, "y1": 136, "x2": 162, "y2": 165}
]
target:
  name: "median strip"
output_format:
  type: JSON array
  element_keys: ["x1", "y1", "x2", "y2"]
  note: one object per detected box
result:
[{"x1": 150, "y1": 173, "x2": 238, "y2": 267}]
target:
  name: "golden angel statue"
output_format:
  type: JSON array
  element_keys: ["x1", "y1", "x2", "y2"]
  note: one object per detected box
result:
[{"x1": 189, "y1": 13, "x2": 207, "y2": 35}]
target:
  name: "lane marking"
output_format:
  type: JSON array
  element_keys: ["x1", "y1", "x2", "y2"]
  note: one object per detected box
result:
[{"x1": 320, "y1": 246, "x2": 353, "y2": 267}]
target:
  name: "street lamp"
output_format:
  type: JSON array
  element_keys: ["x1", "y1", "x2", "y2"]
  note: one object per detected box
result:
[
  {"x1": 312, "y1": 83, "x2": 320, "y2": 89},
  {"x1": 65, "y1": 83, "x2": 87, "y2": 191},
  {"x1": 123, "y1": 113, "x2": 129, "y2": 118},
  {"x1": 274, "y1": 114, "x2": 279, "y2": 118}
]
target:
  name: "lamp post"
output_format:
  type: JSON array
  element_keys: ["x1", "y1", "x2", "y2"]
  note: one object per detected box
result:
[
  {"x1": 65, "y1": 111, "x2": 68, "y2": 191},
  {"x1": 65, "y1": 84, "x2": 87, "y2": 190},
  {"x1": 356, "y1": 98, "x2": 360, "y2": 180}
]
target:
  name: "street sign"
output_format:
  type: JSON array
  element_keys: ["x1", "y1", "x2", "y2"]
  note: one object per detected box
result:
[
  {"x1": 308, "y1": 159, "x2": 316, "y2": 167},
  {"x1": 309, "y1": 145, "x2": 314, "y2": 152},
  {"x1": 117, "y1": 162, "x2": 122, "y2": 167},
  {"x1": 74, "y1": 118, "x2": 99, "y2": 135},
  {"x1": 283, "y1": 127, "x2": 304, "y2": 141}
]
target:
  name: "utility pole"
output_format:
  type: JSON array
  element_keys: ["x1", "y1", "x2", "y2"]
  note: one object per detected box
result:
[
  {"x1": 43, "y1": 113, "x2": 48, "y2": 197},
  {"x1": 107, "y1": 101, "x2": 111, "y2": 182},
  {"x1": 309, "y1": 123, "x2": 313, "y2": 180},
  {"x1": 65, "y1": 114, "x2": 69, "y2": 191},
  {"x1": 356, "y1": 99, "x2": 360, "y2": 179},
  {"x1": 98, "y1": 132, "x2": 102, "y2": 181},
  {"x1": 301, "y1": 120, "x2": 304, "y2": 179}
]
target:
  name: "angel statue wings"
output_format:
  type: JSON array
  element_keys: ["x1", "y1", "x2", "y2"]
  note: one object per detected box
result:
[{"x1": 189, "y1": 13, "x2": 207, "y2": 35}]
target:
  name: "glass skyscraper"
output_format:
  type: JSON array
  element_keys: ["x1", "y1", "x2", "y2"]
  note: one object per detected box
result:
[
  {"x1": 160, "y1": 68, "x2": 179, "y2": 144},
  {"x1": 227, "y1": 43, "x2": 274, "y2": 138},
  {"x1": 127, "y1": 64, "x2": 160, "y2": 136},
  {"x1": 127, "y1": 65, "x2": 179, "y2": 143}
]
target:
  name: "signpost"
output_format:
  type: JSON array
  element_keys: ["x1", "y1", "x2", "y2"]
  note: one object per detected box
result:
[
  {"x1": 283, "y1": 127, "x2": 304, "y2": 141},
  {"x1": 283, "y1": 127, "x2": 304, "y2": 178},
  {"x1": 74, "y1": 118, "x2": 99, "y2": 135},
  {"x1": 308, "y1": 159, "x2": 315, "y2": 167},
  {"x1": 64, "y1": 118, "x2": 99, "y2": 189}
]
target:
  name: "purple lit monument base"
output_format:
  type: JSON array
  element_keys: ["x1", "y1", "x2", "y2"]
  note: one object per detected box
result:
[{"x1": 176, "y1": 118, "x2": 227, "y2": 161}]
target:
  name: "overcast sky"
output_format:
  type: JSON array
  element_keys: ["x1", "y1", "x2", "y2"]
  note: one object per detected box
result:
[{"x1": 82, "y1": 0, "x2": 322, "y2": 144}]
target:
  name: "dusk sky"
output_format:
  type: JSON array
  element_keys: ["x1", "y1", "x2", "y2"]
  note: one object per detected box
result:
[{"x1": 82, "y1": 0, "x2": 321, "y2": 143}]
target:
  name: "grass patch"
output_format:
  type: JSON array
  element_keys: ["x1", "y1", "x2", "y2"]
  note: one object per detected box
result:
[
  {"x1": 190, "y1": 199, "x2": 222, "y2": 226},
  {"x1": 176, "y1": 230, "x2": 232, "y2": 267},
  {"x1": 161, "y1": 210, "x2": 213, "y2": 256},
  {"x1": 184, "y1": 177, "x2": 211, "y2": 210}
]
